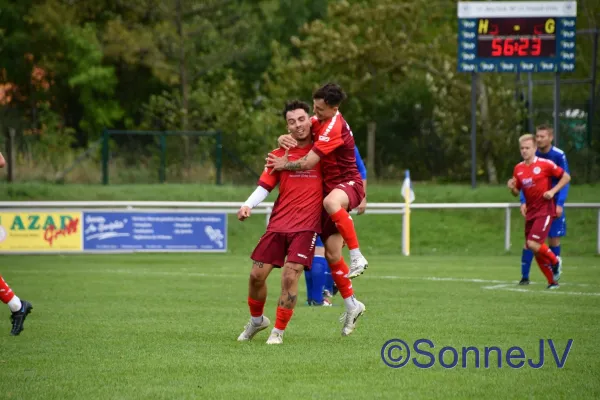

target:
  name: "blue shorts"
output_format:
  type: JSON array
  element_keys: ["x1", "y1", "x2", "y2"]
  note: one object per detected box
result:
[
  {"x1": 549, "y1": 214, "x2": 566, "y2": 238},
  {"x1": 315, "y1": 235, "x2": 324, "y2": 247}
]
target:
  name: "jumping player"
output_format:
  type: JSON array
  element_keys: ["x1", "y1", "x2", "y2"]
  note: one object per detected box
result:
[
  {"x1": 508, "y1": 134, "x2": 570, "y2": 289},
  {"x1": 518, "y1": 124, "x2": 570, "y2": 285},
  {"x1": 306, "y1": 145, "x2": 367, "y2": 306}
]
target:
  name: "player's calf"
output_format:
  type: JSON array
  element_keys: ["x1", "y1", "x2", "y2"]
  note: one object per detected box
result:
[{"x1": 267, "y1": 263, "x2": 303, "y2": 344}]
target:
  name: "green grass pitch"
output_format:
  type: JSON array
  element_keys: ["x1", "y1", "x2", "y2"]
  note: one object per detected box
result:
[{"x1": 1, "y1": 254, "x2": 599, "y2": 399}]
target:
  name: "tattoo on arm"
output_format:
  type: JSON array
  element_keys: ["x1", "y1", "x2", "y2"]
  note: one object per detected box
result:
[{"x1": 284, "y1": 155, "x2": 308, "y2": 171}]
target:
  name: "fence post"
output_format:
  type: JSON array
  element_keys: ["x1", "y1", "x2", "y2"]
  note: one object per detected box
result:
[
  {"x1": 215, "y1": 131, "x2": 222, "y2": 185},
  {"x1": 6, "y1": 127, "x2": 16, "y2": 182},
  {"x1": 597, "y1": 209, "x2": 600, "y2": 255},
  {"x1": 159, "y1": 134, "x2": 166, "y2": 183},
  {"x1": 505, "y1": 206, "x2": 511, "y2": 252},
  {"x1": 102, "y1": 128, "x2": 109, "y2": 185}
]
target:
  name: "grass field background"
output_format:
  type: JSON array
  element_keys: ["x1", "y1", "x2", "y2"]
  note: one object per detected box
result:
[{"x1": 1, "y1": 183, "x2": 599, "y2": 399}]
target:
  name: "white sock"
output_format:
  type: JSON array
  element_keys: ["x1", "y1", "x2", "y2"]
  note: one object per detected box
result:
[
  {"x1": 349, "y1": 249, "x2": 362, "y2": 258},
  {"x1": 343, "y1": 295, "x2": 358, "y2": 311},
  {"x1": 8, "y1": 295, "x2": 22, "y2": 313},
  {"x1": 272, "y1": 328, "x2": 284, "y2": 335},
  {"x1": 251, "y1": 315, "x2": 263, "y2": 325}
]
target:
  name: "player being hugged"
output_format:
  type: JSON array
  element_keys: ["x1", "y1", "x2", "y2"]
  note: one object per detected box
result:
[
  {"x1": 508, "y1": 134, "x2": 571, "y2": 289},
  {"x1": 237, "y1": 100, "x2": 327, "y2": 344}
]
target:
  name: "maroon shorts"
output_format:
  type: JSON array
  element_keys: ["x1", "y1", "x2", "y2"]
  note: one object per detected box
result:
[
  {"x1": 321, "y1": 180, "x2": 365, "y2": 242},
  {"x1": 251, "y1": 231, "x2": 318, "y2": 268},
  {"x1": 525, "y1": 215, "x2": 554, "y2": 244}
]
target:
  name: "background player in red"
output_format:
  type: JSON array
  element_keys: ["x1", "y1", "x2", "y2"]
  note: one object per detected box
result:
[
  {"x1": 0, "y1": 153, "x2": 34, "y2": 335},
  {"x1": 508, "y1": 134, "x2": 571, "y2": 289},
  {"x1": 236, "y1": 100, "x2": 325, "y2": 344}
]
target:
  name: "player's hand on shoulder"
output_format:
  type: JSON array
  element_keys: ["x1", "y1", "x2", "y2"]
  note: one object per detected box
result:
[
  {"x1": 237, "y1": 206, "x2": 252, "y2": 221},
  {"x1": 278, "y1": 134, "x2": 297, "y2": 150},
  {"x1": 520, "y1": 203, "x2": 527, "y2": 217}
]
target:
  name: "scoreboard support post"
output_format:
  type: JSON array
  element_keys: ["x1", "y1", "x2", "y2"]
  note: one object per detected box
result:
[
  {"x1": 470, "y1": 72, "x2": 478, "y2": 189},
  {"x1": 554, "y1": 72, "x2": 561, "y2": 146}
]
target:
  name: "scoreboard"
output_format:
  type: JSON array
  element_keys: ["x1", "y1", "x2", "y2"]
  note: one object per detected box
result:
[{"x1": 457, "y1": 1, "x2": 577, "y2": 73}]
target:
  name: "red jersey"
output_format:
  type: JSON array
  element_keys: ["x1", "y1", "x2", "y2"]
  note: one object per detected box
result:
[
  {"x1": 311, "y1": 112, "x2": 362, "y2": 194},
  {"x1": 513, "y1": 157, "x2": 565, "y2": 221},
  {"x1": 258, "y1": 145, "x2": 323, "y2": 233}
]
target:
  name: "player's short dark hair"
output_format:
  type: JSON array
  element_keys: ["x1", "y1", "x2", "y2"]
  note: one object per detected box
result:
[
  {"x1": 536, "y1": 123, "x2": 554, "y2": 135},
  {"x1": 312, "y1": 83, "x2": 347, "y2": 107},
  {"x1": 282, "y1": 100, "x2": 310, "y2": 120}
]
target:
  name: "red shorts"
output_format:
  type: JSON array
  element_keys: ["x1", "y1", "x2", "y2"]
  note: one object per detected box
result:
[
  {"x1": 525, "y1": 215, "x2": 554, "y2": 244},
  {"x1": 250, "y1": 231, "x2": 318, "y2": 268},
  {"x1": 321, "y1": 180, "x2": 365, "y2": 242}
]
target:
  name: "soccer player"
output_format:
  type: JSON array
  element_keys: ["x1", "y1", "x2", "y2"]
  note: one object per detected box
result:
[
  {"x1": 306, "y1": 145, "x2": 367, "y2": 306},
  {"x1": 507, "y1": 134, "x2": 570, "y2": 289},
  {"x1": 268, "y1": 83, "x2": 367, "y2": 335},
  {"x1": 518, "y1": 124, "x2": 570, "y2": 285},
  {"x1": 1, "y1": 276, "x2": 33, "y2": 336}
]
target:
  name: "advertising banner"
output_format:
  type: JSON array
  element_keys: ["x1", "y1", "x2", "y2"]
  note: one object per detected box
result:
[
  {"x1": 0, "y1": 211, "x2": 83, "y2": 253},
  {"x1": 82, "y1": 211, "x2": 227, "y2": 252}
]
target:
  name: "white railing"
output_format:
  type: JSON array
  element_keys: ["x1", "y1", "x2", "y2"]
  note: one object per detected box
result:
[{"x1": 1, "y1": 201, "x2": 599, "y2": 254}]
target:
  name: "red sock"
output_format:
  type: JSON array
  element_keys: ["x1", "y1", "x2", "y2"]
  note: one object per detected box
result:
[
  {"x1": 274, "y1": 307, "x2": 294, "y2": 331},
  {"x1": 535, "y1": 255, "x2": 554, "y2": 284},
  {"x1": 538, "y1": 244, "x2": 558, "y2": 265},
  {"x1": 248, "y1": 297, "x2": 265, "y2": 317},
  {"x1": 0, "y1": 275, "x2": 15, "y2": 304},
  {"x1": 328, "y1": 258, "x2": 354, "y2": 299},
  {"x1": 330, "y1": 208, "x2": 359, "y2": 250}
]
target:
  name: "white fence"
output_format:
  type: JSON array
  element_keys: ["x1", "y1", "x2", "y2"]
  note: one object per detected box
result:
[{"x1": 1, "y1": 201, "x2": 599, "y2": 254}]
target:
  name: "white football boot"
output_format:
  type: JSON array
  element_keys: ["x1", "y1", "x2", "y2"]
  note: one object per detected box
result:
[
  {"x1": 266, "y1": 331, "x2": 284, "y2": 345},
  {"x1": 237, "y1": 316, "x2": 270, "y2": 341},
  {"x1": 340, "y1": 300, "x2": 366, "y2": 336},
  {"x1": 349, "y1": 255, "x2": 369, "y2": 279}
]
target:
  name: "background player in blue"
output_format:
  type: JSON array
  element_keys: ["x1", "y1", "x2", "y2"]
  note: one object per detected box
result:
[
  {"x1": 518, "y1": 124, "x2": 570, "y2": 285},
  {"x1": 305, "y1": 145, "x2": 368, "y2": 305}
]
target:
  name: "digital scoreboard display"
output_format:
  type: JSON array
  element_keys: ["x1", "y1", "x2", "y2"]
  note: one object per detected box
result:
[{"x1": 457, "y1": 1, "x2": 577, "y2": 73}]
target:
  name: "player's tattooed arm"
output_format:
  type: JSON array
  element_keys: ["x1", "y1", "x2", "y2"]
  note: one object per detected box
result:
[{"x1": 266, "y1": 149, "x2": 320, "y2": 172}]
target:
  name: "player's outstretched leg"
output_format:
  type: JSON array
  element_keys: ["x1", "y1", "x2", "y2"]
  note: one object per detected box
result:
[
  {"x1": 0, "y1": 275, "x2": 33, "y2": 336},
  {"x1": 238, "y1": 261, "x2": 273, "y2": 341},
  {"x1": 267, "y1": 262, "x2": 304, "y2": 344},
  {"x1": 324, "y1": 235, "x2": 365, "y2": 336},
  {"x1": 520, "y1": 247, "x2": 534, "y2": 285},
  {"x1": 324, "y1": 189, "x2": 368, "y2": 279}
]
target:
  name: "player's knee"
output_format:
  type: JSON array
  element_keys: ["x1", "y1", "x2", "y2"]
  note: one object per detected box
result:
[
  {"x1": 548, "y1": 237, "x2": 560, "y2": 247},
  {"x1": 526, "y1": 240, "x2": 539, "y2": 251},
  {"x1": 322, "y1": 196, "x2": 339, "y2": 214},
  {"x1": 282, "y1": 263, "x2": 302, "y2": 288},
  {"x1": 249, "y1": 267, "x2": 268, "y2": 286},
  {"x1": 325, "y1": 249, "x2": 341, "y2": 264}
]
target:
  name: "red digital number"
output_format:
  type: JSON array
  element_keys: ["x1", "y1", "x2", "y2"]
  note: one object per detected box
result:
[
  {"x1": 503, "y1": 39, "x2": 515, "y2": 56},
  {"x1": 491, "y1": 38, "x2": 502, "y2": 56},
  {"x1": 518, "y1": 38, "x2": 529, "y2": 56},
  {"x1": 531, "y1": 38, "x2": 541, "y2": 56}
]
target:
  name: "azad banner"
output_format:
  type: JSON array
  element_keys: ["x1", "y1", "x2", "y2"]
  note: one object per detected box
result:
[{"x1": 0, "y1": 211, "x2": 83, "y2": 253}]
